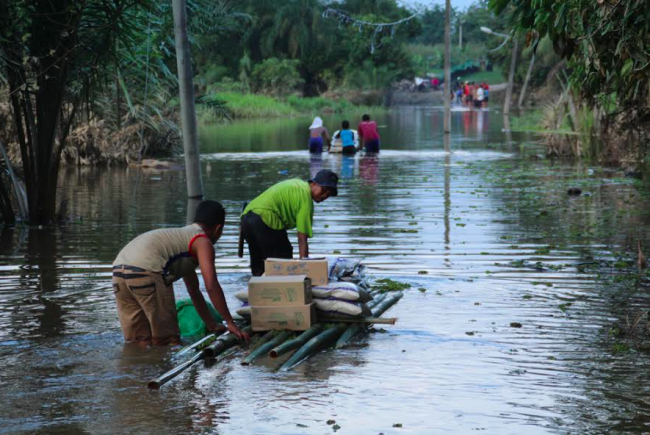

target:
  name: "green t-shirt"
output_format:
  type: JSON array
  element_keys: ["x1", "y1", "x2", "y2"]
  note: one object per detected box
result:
[{"x1": 243, "y1": 179, "x2": 314, "y2": 237}]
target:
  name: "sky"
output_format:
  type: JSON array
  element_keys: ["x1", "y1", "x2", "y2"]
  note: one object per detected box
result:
[{"x1": 399, "y1": 0, "x2": 480, "y2": 11}]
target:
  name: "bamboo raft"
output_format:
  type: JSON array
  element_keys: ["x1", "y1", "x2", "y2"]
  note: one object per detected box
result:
[{"x1": 148, "y1": 290, "x2": 403, "y2": 388}]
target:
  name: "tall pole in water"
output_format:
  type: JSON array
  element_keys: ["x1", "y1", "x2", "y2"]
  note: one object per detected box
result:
[
  {"x1": 443, "y1": 0, "x2": 451, "y2": 134},
  {"x1": 172, "y1": 0, "x2": 204, "y2": 201}
]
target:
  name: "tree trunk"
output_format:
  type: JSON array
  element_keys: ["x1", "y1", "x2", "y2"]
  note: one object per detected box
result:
[
  {"x1": 518, "y1": 53, "x2": 535, "y2": 109},
  {"x1": 0, "y1": 175, "x2": 16, "y2": 226}
]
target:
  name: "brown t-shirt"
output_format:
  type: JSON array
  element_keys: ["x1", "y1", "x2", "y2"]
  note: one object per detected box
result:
[{"x1": 113, "y1": 223, "x2": 206, "y2": 282}]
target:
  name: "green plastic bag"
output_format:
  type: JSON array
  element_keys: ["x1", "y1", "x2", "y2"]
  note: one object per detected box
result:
[{"x1": 176, "y1": 298, "x2": 223, "y2": 338}]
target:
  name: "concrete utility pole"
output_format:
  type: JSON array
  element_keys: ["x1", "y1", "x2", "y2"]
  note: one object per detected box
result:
[
  {"x1": 504, "y1": 37, "x2": 519, "y2": 116},
  {"x1": 459, "y1": 20, "x2": 463, "y2": 50},
  {"x1": 172, "y1": 0, "x2": 204, "y2": 200},
  {"x1": 443, "y1": 0, "x2": 451, "y2": 134}
]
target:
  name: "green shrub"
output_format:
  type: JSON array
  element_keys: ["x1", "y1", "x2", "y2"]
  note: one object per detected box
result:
[{"x1": 252, "y1": 58, "x2": 304, "y2": 96}]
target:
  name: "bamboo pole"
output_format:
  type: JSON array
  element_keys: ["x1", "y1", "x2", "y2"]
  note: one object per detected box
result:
[
  {"x1": 335, "y1": 292, "x2": 403, "y2": 348},
  {"x1": 279, "y1": 324, "x2": 348, "y2": 371},
  {"x1": 203, "y1": 326, "x2": 252, "y2": 358},
  {"x1": 268, "y1": 324, "x2": 324, "y2": 359},
  {"x1": 242, "y1": 330, "x2": 291, "y2": 366},
  {"x1": 334, "y1": 293, "x2": 387, "y2": 348},
  {"x1": 148, "y1": 326, "x2": 251, "y2": 389},
  {"x1": 316, "y1": 316, "x2": 397, "y2": 325},
  {"x1": 173, "y1": 333, "x2": 219, "y2": 360}
]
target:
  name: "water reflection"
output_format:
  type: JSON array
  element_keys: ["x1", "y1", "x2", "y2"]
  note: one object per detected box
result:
[{"x1": 1, "y1": 104, "x2": 650, "y2": 434}]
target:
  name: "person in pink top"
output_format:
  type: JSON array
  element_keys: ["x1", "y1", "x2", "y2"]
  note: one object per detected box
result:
[{"x1": 357, "y1": 114, "x2": 381, "y2": 153}]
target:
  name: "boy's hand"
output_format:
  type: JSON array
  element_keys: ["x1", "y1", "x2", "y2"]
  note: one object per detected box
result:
[{"x1": 227, "y1": 322, "x2": 250, "y2": 342}]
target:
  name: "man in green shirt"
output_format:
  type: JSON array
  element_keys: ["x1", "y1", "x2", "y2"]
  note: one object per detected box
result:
[{"x1": 241, "y1": 170, "x2": 339, "y2": 276}]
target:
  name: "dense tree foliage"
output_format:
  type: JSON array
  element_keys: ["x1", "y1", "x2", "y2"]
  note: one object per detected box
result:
[
  {"x1": 489, "y1": 0, "x2": 650, "y2": 120},
  {"x1": 194, "y1": 0, "x2": 419, "y2": 95}
]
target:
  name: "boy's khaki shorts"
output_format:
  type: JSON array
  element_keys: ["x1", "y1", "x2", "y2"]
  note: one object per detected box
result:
[{"x1": 112, "y1": 265, "x2": 180, "y2": 345}]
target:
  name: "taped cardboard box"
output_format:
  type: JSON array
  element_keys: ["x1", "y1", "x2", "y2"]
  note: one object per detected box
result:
[
  {"x1": 248, "y1": 275, "x2": 312, "y2": 306},
  {"x1": 264, "y1": 258, "x2": 329, "y2": 286},
  {"x1": 250, "y1": 303, "x2": 317, "y2": 331}
]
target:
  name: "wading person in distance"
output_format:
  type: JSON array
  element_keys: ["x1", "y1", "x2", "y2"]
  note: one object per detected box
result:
[
  {"x1": 308, "y1": 116, "x2": 331, "y2": 153},
  {"x1": 357, "y1": 114, "x2": 381, "y2": 153},
  {"x1": 241, "y1": 170, "x2": 339, "y2": 276},
  {"x1": 112, "y1": 201, "x2": 249, "y2": 346}
]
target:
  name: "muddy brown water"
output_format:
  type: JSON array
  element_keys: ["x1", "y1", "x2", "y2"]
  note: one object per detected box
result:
[{"x1": 1, "y1": 105, "x2": 650, "y2": 434}]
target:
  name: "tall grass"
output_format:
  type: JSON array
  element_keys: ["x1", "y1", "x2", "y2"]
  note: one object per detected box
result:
[
  {"x1": 198, "y1": 91, "x2": 385, "y2": 122},
  {"x1": 216, "y1": 92, "x2": 294, "y2": 118}
]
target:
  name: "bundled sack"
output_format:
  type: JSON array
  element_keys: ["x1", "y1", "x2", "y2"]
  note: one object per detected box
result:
[
  {"x1": 312, "y1": 282, "x2": 371, "y2": 303},
  {"x1": 328, "y1": 258, "x2": 366, "y2": 282},
  {"x1": 235, "y1": 291, "x2": 249, "y2": 303},
  {"x1": 314, "y1": 299, "x2": 372, "y2": 318},
  {"x1": 236, "y1": 303, "x2": 251, "y2": 317}
]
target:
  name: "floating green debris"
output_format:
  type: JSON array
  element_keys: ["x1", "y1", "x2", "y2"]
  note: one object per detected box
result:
[
  {"x1": 396, "y1": 228, "x2": 418, "y2": 233},
  {"x1": 418, "y1": 287, "x2": 427, "y2": 293},
  {"x1": 522, "y1": 294, "x2": 533, "y2": 300},
  {"x1": 332, "y1": 250, "x2": 341, "y2": 254},
  {"x1": 534, "y1": 246, "x2": 553, "y2": 255},
  {"x1": 558, "y1": 303, "x2": 573, "y2": 312},
  {"x1": 465, "y1": 331, "x2": 475, "y2": 336},
  {"x1": 393, "y1": 423, "x2": 403, "y2": 428},
  {"x1": 510, "y1": 322, "x2": 523, "y2": 328},
  {"x1": 374, "y1": 278, "x2": 411, "y2": 293},
  {"x1": 296, "y1": 424, "x2": 308, "y2": 428},
  {"x1": 418, "y1": 270, "x2": 428, "y2": 275},
  {"x1": 456, "y1": 223, "x2": 466, "y2": 227},
  {"x1": 612, "y1": 343, "x2": 630, "y2": 354}
]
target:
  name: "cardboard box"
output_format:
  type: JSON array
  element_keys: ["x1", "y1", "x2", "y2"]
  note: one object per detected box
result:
[
  {"x1": 250, "y1": 303, "x2": 317, "y2": 331},
  {"x1": 248, "y1": 275, "x2": 312, "y2": 306},
  {"x1": 264, "y1": 258, "x2": 329, "y2": 286}
]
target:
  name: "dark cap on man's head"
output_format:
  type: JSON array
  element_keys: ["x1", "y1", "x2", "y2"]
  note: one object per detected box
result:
[{"x1": 310, "y1": 170, "x2": 339, "y2": 196}]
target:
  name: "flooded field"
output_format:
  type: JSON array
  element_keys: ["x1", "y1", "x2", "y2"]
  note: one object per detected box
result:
[{"x1": 1, "y1": 105, "x2": 650, "y2": 434}]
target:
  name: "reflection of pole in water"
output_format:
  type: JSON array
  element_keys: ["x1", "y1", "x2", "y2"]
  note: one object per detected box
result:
[
  {"x1": 503, "y1": 115, "x2": 513, "y2": 150},
  {"x1": 444, "y1": 135, "x2": 451, "y2": 249}
]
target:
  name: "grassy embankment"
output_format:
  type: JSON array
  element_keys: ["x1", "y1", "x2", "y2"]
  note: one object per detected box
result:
[
  {"x1": 427, "y1": 66, "x2": 506, "y2": 84},
  {"x1": 199, "y1": 92, "x2": 385, "y2": 122}
]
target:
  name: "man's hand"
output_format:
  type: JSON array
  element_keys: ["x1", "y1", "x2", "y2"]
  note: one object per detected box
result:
[
  {"x1": 227, "y1": 322, "x2": 250, "y2": 342},
  {"x1": 207, "y1": 323, "x2": 227, "y2": 335}
]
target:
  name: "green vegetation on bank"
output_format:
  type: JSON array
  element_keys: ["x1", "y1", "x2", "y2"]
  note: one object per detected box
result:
[
  {"x1": 198, "y1": 92, "x2": 385, "y2": 122},
  {"x1": 460, "y1": 67, "x2": 505, "y2": 84}
]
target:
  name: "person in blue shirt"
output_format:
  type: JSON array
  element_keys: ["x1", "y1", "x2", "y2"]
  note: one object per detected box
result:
[{"x1": 334, "y1": 120, "x2": 357, "y2": 155}]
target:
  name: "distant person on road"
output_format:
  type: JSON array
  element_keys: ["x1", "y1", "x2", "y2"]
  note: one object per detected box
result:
[
  {"x1": 482, "y1": 82, "x2": 489, "y2": 106},
  {"x1": 308, "y1": 116, "x2": 331, "y2": 153},
  {"x1": 358, "y1": 114, "x2": 381, "y2": 153},
  {"x1": 112, "y1": 201, "x2": 249, "y2": 346},
  {"x1": 477, "y1": 85, "x2": 485, "y2": 108},
  {"x1": 334, "y1": 120, "x2": 358, "y2": 155},
  {"x1": 241, "y1": 170, "x2": 339, "y2": 276}
]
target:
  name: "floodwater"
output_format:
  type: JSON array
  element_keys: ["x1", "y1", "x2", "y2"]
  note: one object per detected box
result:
[{"x1": 2, "y1": 104, "x2": 650, "y2": 435}]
